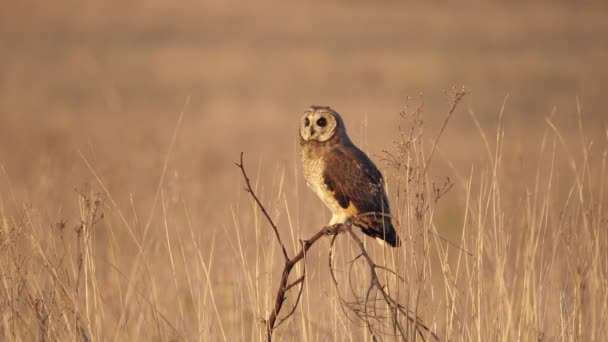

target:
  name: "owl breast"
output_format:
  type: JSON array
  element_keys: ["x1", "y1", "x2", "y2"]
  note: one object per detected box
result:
[{"x1": 301, "y1": 145, "x2": 344, "y2": 216}]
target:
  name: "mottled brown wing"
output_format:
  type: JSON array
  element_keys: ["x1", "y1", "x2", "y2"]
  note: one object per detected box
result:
[
  {"x1": 323, "y1": 145, "x2": 400, "y2": 247},
  {"x1": 323, "y1": 146, "x2": 387, "y2": 214}
]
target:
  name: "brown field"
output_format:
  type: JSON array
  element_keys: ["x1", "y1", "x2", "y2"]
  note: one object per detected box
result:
[{"x1": 1, "y1": 1, "x2": 607, "y2": 340}]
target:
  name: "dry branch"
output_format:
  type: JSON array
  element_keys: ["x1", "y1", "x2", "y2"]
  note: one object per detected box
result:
[
  {"x1": 327, "y1": 222, "x2": 439, "y2": 341},
  {"x1": 237, "y1": 153, "x2": 438, "y2": 341},
  {"x1": 237, "y1": 153, "x2": 332, "y2": 340},
  {"x1": 236, "y1": 153, "x2": 289, "y2": 262}
]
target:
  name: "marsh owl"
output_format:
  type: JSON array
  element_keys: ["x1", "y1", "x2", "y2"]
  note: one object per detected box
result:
[{"x1": 299, "y1": 105, "x2": 400, "y2": 247}]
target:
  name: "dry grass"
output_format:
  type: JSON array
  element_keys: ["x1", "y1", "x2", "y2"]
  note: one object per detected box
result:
[{"x1": 1, "y1": 1, "x2": 607, "y2": 340}]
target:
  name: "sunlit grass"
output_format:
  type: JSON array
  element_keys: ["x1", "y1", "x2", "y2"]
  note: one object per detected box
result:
[
  {"x1": 1, "y1": 1, "x2": 607, "y2": 340},
  {"x1": 1, "y1": 97, "x2": 606, "y2": 340}
]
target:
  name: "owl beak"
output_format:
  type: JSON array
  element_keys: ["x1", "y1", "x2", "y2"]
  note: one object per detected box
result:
[{"x1": 310, "y1": 126, "x2": 315, "y2": 136}]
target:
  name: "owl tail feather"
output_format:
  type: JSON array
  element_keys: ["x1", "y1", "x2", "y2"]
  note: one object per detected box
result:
[{"x1": 354, "y1": 218, "x2": 401, "y2": 248}]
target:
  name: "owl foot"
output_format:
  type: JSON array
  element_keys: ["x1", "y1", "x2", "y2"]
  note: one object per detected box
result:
[
  {"x1": 323, "y1": 224, "x2": 339, "y2": 236},
  {"x1": 323, "y1": 223, "x2": 350, "y2": 236}
]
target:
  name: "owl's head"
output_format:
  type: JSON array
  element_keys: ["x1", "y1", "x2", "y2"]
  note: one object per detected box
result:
[{"x1": 299, "y1": 106, "x2": 348, "y2": 143}]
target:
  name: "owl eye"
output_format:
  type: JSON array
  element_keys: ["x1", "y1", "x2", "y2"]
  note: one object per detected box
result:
[
  {"x1": 317, "y1": 117, "x2": 327, "y2": 127},
  {"x1": 304, "y1": 118, "x2": 310, "y2": 127}
]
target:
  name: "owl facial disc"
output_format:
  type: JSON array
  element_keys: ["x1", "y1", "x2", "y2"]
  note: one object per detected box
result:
[{"x1": 299, "y1": 107, "x2": 339, "y2": 142}]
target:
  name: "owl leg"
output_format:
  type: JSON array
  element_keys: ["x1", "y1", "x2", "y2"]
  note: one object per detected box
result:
[
  {"x1": 329, "y1": 212, "x2": 349, "y2": 226},
  {"x1": 324, "y1": 213, "x2": 351, "y2": 236},
  {"x1": 328, "y1": 213, "x2": 339, "y2": 226}
]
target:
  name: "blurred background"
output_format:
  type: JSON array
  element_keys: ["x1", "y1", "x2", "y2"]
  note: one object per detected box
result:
[
  {"x1": 1, "y1": 0, "x2": 607, "y2": 340},
  {"x1": 2, "y1": 1, "x2": 606, "y2": 201}
]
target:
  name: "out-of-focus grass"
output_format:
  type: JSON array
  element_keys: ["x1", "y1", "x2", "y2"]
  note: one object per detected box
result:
[{"x1": 0, "y1": 1, "x2": 607, "y2": 340}]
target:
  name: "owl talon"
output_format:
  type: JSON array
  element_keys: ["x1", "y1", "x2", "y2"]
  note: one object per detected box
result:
[
  {"x1": 324, "y1": 224, "x2": 346, "y2": 236},
  {"x1": 344, "y1": 217, "x2": 354, "y2": 226}
]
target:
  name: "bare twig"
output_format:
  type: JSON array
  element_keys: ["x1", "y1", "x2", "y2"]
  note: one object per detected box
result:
[
  {"x1": 347, "y1": 226, "x2": 438, "y2": 340},
  {"x1": 424, "y1": 86, "x2": 468, "y2": 174},
  {"x1": 236, "y1": 152, "x2": 289, "y2": 262},
  {"x1": 326, "y1": 221, "x2": 439, "y2": 341},
  {"x1": 237, "y1": 153, "x2": 344, "y2": 341},
  {"x1": 238, "y1": 152, "x2": 439, "y2": 341}
]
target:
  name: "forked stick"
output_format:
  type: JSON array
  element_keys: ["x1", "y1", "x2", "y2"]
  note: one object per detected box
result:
[
  {"x1": 237, "y1": 153, "x2": 341, "y2": 341},
  {"x1": 237, "y1": 153, "x2": 438, "y2": 341}
]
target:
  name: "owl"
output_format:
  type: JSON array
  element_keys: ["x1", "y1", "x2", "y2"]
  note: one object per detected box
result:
[{"x1": 299, "y1": 105, "x2": 400, "y2": 247}]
